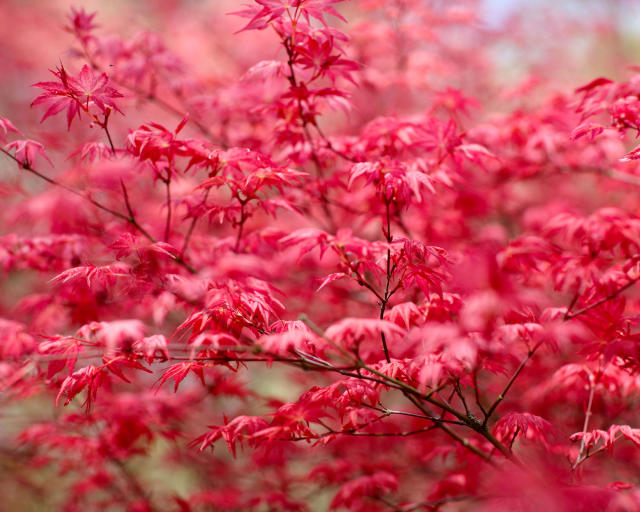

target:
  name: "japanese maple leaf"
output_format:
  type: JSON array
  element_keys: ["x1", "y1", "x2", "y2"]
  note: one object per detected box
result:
[
  {"x1": 231, "y1": 0, "x2": 346, "y2": 32},
  {"x1": 493, "y1": 412, "x2": 555, "y2": 447},
  {"x1": 571, "y1": 425, "x2": 640, "y2": 451},
  {"x1": 191, "y1": 415, "x2": 270, "y2": 455},
  {"x1": 0, "y1": 117, "x2": 21, "y2": 143},
  {"x1": 288, "y1": 0, "x2": 347, "y2": 24},
  {"x1": 66, "y1": 7, "x2": 99, "y2": 36},
  {"x1": 71, "y1": 65, "x2": 122, "y2": 112},
  {"x1": 32, "y1": 64, "x2": 123, "y2": 129},
  {"x1": 296, "y1": 36, "x2": 358, "y2": 83},
  {"x1": 55, "y1": 365, "x2": 102, "y2": 409},
  {"x1": 331, "y1": 472, "x2": 397, "y2": 509},
  {"x1": 5, "y1": 139, "x2": 53, "y2": 168},
  {"x1": 156, "y1": 362, "x2": 206, "y2": 392}
]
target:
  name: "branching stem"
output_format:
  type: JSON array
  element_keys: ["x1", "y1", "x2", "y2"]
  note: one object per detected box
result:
[{"x1": 484, "y1": 341, "x2": 544, "y2": 425}]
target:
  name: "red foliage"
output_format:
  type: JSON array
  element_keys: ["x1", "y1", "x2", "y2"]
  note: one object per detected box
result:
[{"x1": 3, "y1": 1, "x2": 640, "y2": 511}]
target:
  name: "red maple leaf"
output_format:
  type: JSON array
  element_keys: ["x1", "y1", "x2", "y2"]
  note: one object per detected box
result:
[{"x1": 32, "y1": 64, "x2": 123, "y2": 129}]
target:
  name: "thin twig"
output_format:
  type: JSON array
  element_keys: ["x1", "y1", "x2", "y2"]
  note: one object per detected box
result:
[
  {"x1": 301, "y1": 314, "x2": 519, "y2": 462},
  {"x1": 564, "y1": 276, "x2": 640, "y2": 320},
  {"x1": 282, "y1": 35, "x2": 336, "y2": 230},
  {"x1": 233, "y1": 200, "x2": 247, "y2": 253},
  {"x1": 1, "y1": 148, "x2": 197, "y2": 273},
  {"x1": 180, "y1": 189, "x2": 210, "y2": 259},
  {"x1": 379, "y1": 198, "x2": 395, "y2": 362},
  {"x1": 473, "y1": 370, "x2": 487, "y2": 417},
  {"x1": 484, "y1": 341, "x2": 544, "y2": 424},
  {"x1": 164, "y1": 176, "x2": 172, "y2": 243},
  {"x1": 101, "y1": 111, "x2": 116, "y2": 154},
  {"x1": 572, "y1": 374, "x2": 596, "y2": 470}
]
